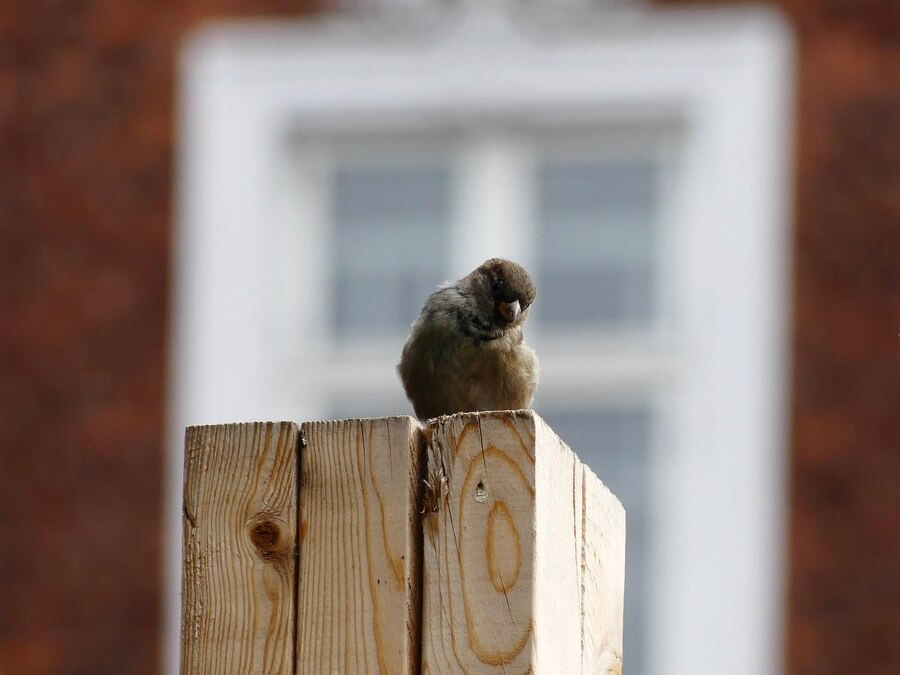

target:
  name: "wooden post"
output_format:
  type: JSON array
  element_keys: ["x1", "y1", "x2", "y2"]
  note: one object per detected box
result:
[
  {"x1": 181, "y1": 412, "x2": 625, "y2": 674},
  {"x1": 420, "y1": 411, "x2": 625, "y2": 673}
]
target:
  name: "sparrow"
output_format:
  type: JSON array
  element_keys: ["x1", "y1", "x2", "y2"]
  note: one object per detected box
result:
[{"x1": 398, "y1": 258, "x2": 539, "y2": 421}]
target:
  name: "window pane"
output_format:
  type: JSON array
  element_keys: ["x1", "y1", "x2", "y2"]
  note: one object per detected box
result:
[
  {"x1": 331, "y1": 162, "x2": 451, "y2": 336},
  {"x1": 536, "y1": 158, "x2": 659, "y2": 329},
  {"x1": 328, "y1": 394, "x2": 410, "y2": 421},
  {"x1": 540, "y1": 405, "x2": 653, "y2": 675}
]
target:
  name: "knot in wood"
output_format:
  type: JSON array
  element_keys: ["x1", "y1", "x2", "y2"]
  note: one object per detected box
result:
[
  {"x1": 475, "y1": 480, "x2": 487, "y2": 503},
  {"x1": 249, "y1": 517, "x2": 286, "y2": 561}
]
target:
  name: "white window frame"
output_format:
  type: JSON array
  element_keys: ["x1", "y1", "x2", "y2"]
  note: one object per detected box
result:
[{"x1": 166, "y1": 7, "x2": 794, "y2": 674}]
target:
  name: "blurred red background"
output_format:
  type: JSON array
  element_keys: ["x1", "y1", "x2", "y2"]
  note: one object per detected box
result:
[{"x1": 0, "y1": 1, "x2": 897, "y2": 674}]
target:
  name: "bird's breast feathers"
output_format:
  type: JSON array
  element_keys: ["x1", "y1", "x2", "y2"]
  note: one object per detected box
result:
[{"x1": 428, "y1": 325, "x2": 537, "y2": 410}]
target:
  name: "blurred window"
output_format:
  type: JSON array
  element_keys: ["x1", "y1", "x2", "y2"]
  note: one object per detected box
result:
[
  {"x1": 528, "y1": 141, "x2": 668, "y2": 673},
  {"x1": 171, "y1": 14, "x2": 792, "y2": 675},
  {"x1": 536, "y1": 157, "x2": 659, "y2": 329},
  {"x1": 320, "y1": 134, "x2": 668, "y2": 675},
  {"x1": 331, "y1": 162, "x2": 451, "y2": 336}
]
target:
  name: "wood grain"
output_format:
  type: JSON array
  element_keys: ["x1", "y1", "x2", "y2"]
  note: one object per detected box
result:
[
  {"x1": 180, "y1": 414, "x2": 623, "y2": 674},
  {"x1": 577, "y1": 462, "x2": 626, "y2": 673},
  {"x1": 421, "y1": 411, "x2": 537, "y2": 673},
  {"x1": 296, "y1": 417, "x2": 424, "y2": 674},
  {"x1": 182, "y1": 422, "x2": 299, "y2": 674},
  {"x1": 421, "y1": 411, "x2": 626, "y2": 674}
]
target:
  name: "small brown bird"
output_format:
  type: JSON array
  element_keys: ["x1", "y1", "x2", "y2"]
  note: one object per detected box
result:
[{"x1": 398, "y1": 258, "x2": 539, "y2": 421}]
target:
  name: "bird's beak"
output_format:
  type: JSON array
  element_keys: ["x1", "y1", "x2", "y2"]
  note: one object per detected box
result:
[{"x1": 498, "y1": 299, "x2": 521, "y2": 323}]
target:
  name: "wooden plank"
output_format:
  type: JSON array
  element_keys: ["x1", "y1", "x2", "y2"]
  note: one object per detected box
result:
[
  {"x1": 577, "y1": 463, "x2": 626, "y2": 673},
  {"x1": 421, "y1": 411, "x2": 538, "y2": 673},
  {"x1": 182, "y1": 422, "x2": 299, "y2": 674},
  {"x1": 421, "y1": 411, "x2": 626, "y2": 674},
  {"x1": 296, "y1": 416, "x2": 424, "y2": 674}
]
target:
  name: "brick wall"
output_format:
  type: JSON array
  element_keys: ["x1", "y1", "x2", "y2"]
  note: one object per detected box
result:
[
  {"x1": 777, "y1": 3, "x2": 900, "y2": 673},
  {"x1": 1, "y1": 1, "x2": 897, "y2": 673},
  {"x1": 0, "y1": 3, "x2": 314, "y2": 673},
  {"x1": 660, "y1": 1, "x2": 900, "y2": 672}
]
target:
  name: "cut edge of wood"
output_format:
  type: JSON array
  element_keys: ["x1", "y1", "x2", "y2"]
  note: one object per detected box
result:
[{"x1": 534, "y1": 414, "x2": 627, "y2": 674}]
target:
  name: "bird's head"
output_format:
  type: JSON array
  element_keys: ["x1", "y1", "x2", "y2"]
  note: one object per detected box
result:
[{"x1": 465, "y1": 258, "x2": 536, "y2": 331}]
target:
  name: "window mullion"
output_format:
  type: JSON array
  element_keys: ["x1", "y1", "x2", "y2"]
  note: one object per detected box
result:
[{"x1": 452, "y1": 130, "x2": 536, "y2": 277}]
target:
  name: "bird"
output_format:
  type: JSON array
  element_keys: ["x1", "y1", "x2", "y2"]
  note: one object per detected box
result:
[{"x1": 398, "y1": 258, "x2": 539, "y2": 421}]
